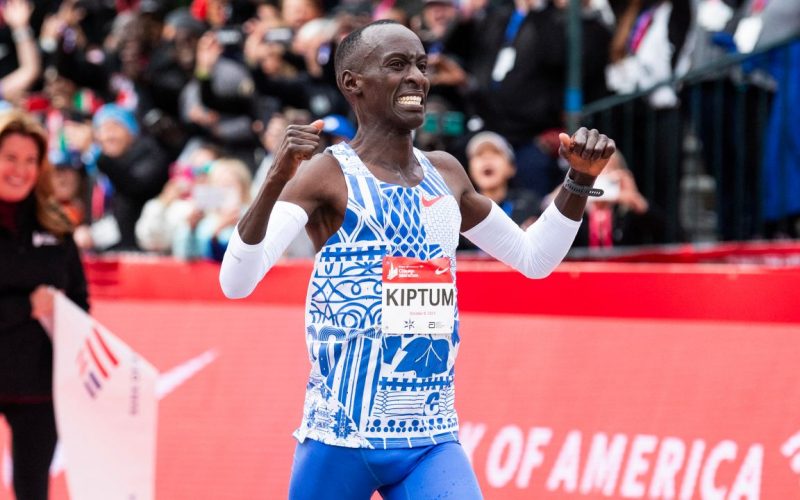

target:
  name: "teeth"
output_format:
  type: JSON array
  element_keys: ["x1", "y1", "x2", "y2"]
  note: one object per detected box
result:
[
  {"x1": 4, "y1": 176, "x2": 26, "y2": 186},
  {"x1": 397, "y1": 96, "x2": 422, "y2": 105}
]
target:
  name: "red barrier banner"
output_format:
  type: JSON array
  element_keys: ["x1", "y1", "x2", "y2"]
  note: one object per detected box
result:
[
  {"x1": 455, "y1": 313, "x2": 800, "y2": 499},
  {"x1": 1, "y1": 301, "x2": 799, "y2": 499}
]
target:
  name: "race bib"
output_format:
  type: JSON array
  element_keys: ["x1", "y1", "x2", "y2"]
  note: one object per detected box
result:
[{"x1": 381, "y1": 256, "x2": 455, "y2": 335}]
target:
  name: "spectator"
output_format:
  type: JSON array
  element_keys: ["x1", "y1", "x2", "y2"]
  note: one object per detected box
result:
[
  {"x1": 415, "y1": 95, "x2": 465, "y2": 155},
  {"x1": 319, "y1": 112, "x2": 356, "y2": 148},
  {"x1": 243, "y1": 18, "x2": 309, "y2": 113},
  {"x1": 445, "y1": 0, "x2": 611, "y2": 198},
  {"x1": 183, "y1": 31, "x2": 261, "y2": 170},
  {"x1": 136, "y1": 141, "x2": 220, "y2": 253},
  {"x1": 0, "y1": 109, "x2": 89, "y2": 500},
  {"x1": 606, "y1": 0, "x2": 691, "y2": 107},
  {"x1": 48, "y1": 147, "x2": 87, "y2": 226},
  {"x1": 412, "y1": 0, "x2": 467, "y2": 111},
  {"x1": 569, "y1": 151, "x2": 667, "y2": 247},
  {"x1": 751, "y1": 0, "x2": 800, "y2": 237},
  {"x1": 172, "y1": 157, "x2": 252, "y2": 261},
  {"x1": 460, "y1": 131, "x2": 541, "y2": 250},
  {"x1": 0, "y1": 0, "x2": 41, "y2": 104},
  {"x1": 92, "y1": 103, "x2": 169, "y2": 251},
  {"x1": 282, "y1": 0, "x2": 324, "y2": 31},
  {"x1": 290, "y1": 17, "x2": 348, "y2": 117},
  {"x1": 142, "y1": 7, "x2": 207, "y2": 155}
]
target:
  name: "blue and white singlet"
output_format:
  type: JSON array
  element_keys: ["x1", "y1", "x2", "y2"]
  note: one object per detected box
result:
[{"x1": 294, "y1": 142, "x2": 463, "y2": 450}]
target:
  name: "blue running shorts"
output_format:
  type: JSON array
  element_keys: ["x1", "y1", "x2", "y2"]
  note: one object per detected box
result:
[{"x1": 288, "y1": 439, "x2": 483, "y2": 499}]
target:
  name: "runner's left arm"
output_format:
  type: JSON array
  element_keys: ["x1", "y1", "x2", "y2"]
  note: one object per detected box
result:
[{"x1": 436, "y1": 128, "x2": 615, "y2": 278}]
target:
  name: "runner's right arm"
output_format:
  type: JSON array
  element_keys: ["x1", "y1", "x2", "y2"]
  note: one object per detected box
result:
[{"x1": 219, "y1": 121, "x2": 337, "y2": 299}]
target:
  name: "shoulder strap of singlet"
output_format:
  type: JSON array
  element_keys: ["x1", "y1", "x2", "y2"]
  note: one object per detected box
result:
[
  {"x1": 412, "y1": 148, "x2": 453, "y2": 197},
  {"x1": 324, "y1": 142, "x2": 386, "y2": 244}
]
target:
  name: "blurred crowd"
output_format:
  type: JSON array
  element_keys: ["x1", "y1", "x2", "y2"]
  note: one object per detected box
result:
[{"x1": 0, "y1": 0, "x2": 795, "y2": 259}]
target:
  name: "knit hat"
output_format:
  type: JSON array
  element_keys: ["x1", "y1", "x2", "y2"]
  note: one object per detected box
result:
[{"x1": 92, "y1": 104, "x2": 140, "y2": 136}]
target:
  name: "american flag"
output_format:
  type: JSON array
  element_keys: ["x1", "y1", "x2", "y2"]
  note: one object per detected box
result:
[{"x1": 76, "y1": 326, "x2": 119, "y2": 398}]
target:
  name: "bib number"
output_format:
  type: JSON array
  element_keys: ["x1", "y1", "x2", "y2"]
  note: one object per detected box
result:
[{"x1": 381, "y1": 256, "x2": 455, "y2": 335}]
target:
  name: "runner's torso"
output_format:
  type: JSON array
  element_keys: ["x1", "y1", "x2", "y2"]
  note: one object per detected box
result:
[{"x1": 295, "y1": 142, "x2": 463, "y2": 449}]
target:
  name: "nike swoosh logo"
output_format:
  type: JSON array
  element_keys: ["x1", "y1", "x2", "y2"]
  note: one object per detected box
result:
[
  {"x1": 44, "y1": 350, "x2": 219, "y2": 477},
  {"x1": 156, "y1": 349, "x2": 219, "y2": 399},
  {"x1": 421, "y1": 195, "x2": 444, "y2": 208},
  {"x1": 435, "y1": 267, "x2": 449, "y2": 275}
]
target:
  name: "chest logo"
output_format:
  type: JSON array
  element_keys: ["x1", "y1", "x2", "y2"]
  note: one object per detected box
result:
[{"x1": 421, "y1": 195, "x2": 444, "y2": 208}]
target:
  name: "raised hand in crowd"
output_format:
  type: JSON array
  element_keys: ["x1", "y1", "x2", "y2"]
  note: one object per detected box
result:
[
  {"x1": 612, "y1": 167, "x2": 649, "y2": 214},
  {"x1": 3, "y1": 0, "x2": 32, "y2": 31},
  {"x1": 243, "y1": 19, "x2": 271, "y2": 68},
  {"x1": 427, "y1": 53, "x2": 467, "y2": 87},
  {"x1": 1, "y1": 0, "x2": 40, "y2": 102},
  {"x1": 195, "y1": 31, "x2": 224, "y2": 78}
]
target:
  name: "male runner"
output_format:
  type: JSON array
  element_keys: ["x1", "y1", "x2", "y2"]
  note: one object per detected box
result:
[{"x1": 220, "y1": 19, "x2": 615, "y2": 500}]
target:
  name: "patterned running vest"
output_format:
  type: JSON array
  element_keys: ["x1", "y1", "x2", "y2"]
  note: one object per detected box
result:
[{"x1": 294, "y1": 142, "x2": 462, "y2": 449}]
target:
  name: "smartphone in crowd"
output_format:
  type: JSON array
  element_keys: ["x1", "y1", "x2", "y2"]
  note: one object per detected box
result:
[
  {"x1": 192, "y1": 185, "x2": 240, "y2": 211},
  {"x1": 593, "y1": 174, "x2": 621, "y2": 202}
]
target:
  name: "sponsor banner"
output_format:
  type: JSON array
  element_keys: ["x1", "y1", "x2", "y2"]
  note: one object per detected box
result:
[
  {"x1": 1, "y1": 299, "x2": 798, "y2": 499},
  {"x1": 454, "y1": 313, "x2": 800, "y2": 499},
  {"x1": 52, "y1": 294, "x2": 158, "y2": 500}
]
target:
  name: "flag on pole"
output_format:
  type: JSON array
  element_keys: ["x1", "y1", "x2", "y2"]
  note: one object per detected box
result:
[{"x1": 53, "y1": 293, "x2": 158, "y2": 500}]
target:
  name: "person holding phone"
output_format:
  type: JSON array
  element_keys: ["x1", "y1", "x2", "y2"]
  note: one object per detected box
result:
[
  {"x1": 0, "y1": 110, "x2": 89, "y2": 500},
  {"x1": 173, "y1": 157, "x2": 252, "y2": 261},
  {"x1": 570, "y1": 151, "x2": 667, "y2": 248},
  {"x1": 220, "y1": 20, "x2": 614, "y2": 499}
]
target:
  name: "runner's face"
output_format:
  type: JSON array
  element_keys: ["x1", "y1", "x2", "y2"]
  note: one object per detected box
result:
[{"x1": 356, "y1": 25, "x2": 430, "y2": 130}]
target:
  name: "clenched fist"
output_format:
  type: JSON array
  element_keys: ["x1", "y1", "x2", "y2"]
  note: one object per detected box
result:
[
  {"x1": 558, "y1": 128, "x2": 616, "y2": 178},
  {"x1": 269, "y1": 120, "x2": 325, "y2": 182}
]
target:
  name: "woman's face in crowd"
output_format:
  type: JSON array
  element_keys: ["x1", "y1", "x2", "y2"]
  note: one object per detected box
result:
[{"x1": 0, "y1": 134, "x2": 40, "y2": 203}]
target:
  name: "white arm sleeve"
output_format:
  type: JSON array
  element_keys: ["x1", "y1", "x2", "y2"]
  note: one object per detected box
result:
[
  {"x1": 461, "y1": 201, "x2": 581, "y2": 279},
  {"x1": 219, "y1": 201, "x2": 309, "y2": 298}
]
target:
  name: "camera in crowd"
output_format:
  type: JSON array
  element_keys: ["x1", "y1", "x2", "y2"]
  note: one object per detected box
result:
[
  {"x1": 215, "y1": 26, "x2": 244, "y2": 48},
  {"x1": 264, "y1": 27, "x2": 293, "y2": 46}
]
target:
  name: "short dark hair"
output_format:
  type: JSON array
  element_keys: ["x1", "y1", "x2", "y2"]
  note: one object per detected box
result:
[{"x1": 334, "y1": 19, "x2": 401, "y2": 82}]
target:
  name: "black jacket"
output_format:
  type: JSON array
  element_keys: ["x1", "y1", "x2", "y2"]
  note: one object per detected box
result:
[
  {"x1": 0, "y1": 196, "x2": 89, "y2": 400},
  {"x1": 96, "y1": 136, "x2": 170, "y2": 251},
  {"x1": 447, "y1": 4, "x2": 611, "y2": 143}
]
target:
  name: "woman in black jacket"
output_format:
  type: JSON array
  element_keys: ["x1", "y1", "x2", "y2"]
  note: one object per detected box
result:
[{"x1": 0, "y1": 110, "x2": 89, "y2": 500}]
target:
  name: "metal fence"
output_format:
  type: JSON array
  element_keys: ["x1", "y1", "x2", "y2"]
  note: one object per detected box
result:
[{"x1": 579, "y1": 33, "x2": 799, "y2": 244}]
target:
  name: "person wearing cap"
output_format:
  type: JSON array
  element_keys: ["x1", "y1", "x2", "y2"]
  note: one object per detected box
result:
[
  {"x1": 460, "y1": 131, "x2": 541, "y2": 250},
  {"x1": 319, "y1": 113, "x2": 356, "y2": 146},
  {"x1": 220, "y1": 20, "x2": 615, "y2": 499},
  {"x1": 145, "y1": 7, "x2": 207, "y2": 135},
  {"x1": 92, "y1": 103, "x2": 169, "y2": 251}
]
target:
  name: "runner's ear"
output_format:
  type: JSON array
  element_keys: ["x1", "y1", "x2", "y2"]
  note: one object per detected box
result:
[{"x1": 340, "y1": 70, "x2": 363, "y2": 97}]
